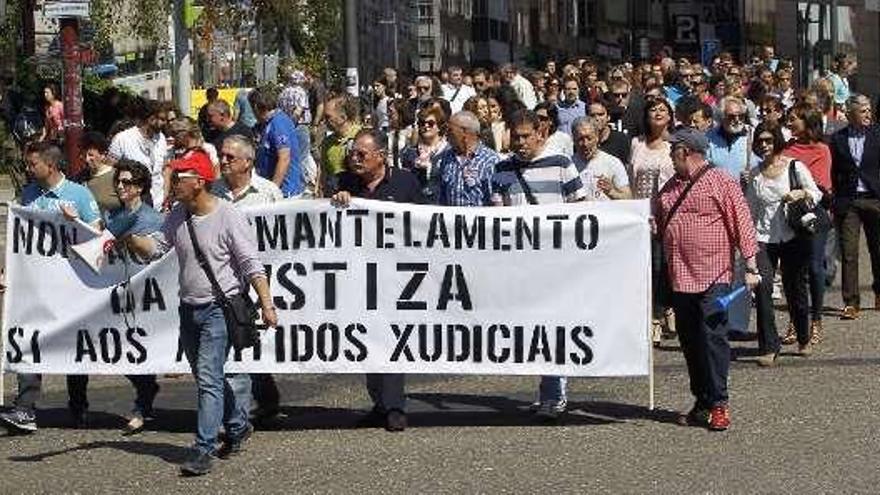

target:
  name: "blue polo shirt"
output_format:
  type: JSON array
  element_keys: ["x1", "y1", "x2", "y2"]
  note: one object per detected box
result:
[
  {"x1": 21, "y1": 176, "x2": 101, "y2": 224},
  {"x1": 555, "y1": 99, "x2": 586, "y2": 136},
  {"x1": 255, "y1": 110, "x2": 302, "y2": 197},
  {"x1": 706, "y1": 127, "x2": 760, "y2": 179}
]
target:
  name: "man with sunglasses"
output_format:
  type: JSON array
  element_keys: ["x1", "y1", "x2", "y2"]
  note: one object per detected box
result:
[
  {"x1": 126, "y1": 151, "x2": 276, "y2": 475},
  {"x1": 332, "y1": 129, "x2": 426, "y2": 432},
  {"x1": 706, "y1": 95, "x2": 758, "y2": 340}
]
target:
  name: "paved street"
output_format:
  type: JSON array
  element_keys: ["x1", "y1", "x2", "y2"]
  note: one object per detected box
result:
[{"x1": 1, "y1": 250, "x2": 879, "y2": 493}]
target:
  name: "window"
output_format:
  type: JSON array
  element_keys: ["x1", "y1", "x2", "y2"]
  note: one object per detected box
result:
[
  {"x1": 475, "y1": 0, "x2": 487, "y2": 16},
  {"x1": 418, "y1": 2, "x2": 434, "y2": 23},
  {"x1": 418, "y1": 36, "x2": 436, "y2": 57},
  {"x1": 473, "y1": 17, "x2": 489, "y2": 41}
]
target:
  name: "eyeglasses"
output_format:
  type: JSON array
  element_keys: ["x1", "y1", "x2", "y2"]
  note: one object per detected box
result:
[
  {"x1": 417, "y1": 119, "x2": 437, "y2": 128},
  {"x1": 220, "y1": 152, "x2": 242, "y2": 162},
  {"x1": 348, "y1": 149, "x2": 375, "y2": 160},
  {"x1": 116, "y1": 178, "x2": 138, "y2": 187},
  {"x1": 725, "y1": 112, "x2": 745, "y2": 120},
  {"x1": 612, "y1": 92, "x2": 629, "y2": 98},
  {"x1": 416, "y1": 85, "x2": 431, "y2": 92}
]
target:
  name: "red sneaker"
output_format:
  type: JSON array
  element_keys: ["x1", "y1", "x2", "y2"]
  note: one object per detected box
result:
[{"x1": 708, "y1": 405, "x2": 730, "y2": 431}]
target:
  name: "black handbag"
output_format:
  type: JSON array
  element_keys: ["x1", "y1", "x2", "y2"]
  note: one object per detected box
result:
[
  {"x1": 186, "y1": 216, "x2": 260, "y2": 352},
  {"x1": 785, "y1": 160, "x2": 827, "y2": 236}
]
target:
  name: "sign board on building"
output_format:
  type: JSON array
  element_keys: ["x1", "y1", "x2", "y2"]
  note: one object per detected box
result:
[
  {"x1": 673, "y1": 15, "x2": 699, "y2": 45},
  {"x1": 44, "y1": 0, "x2": 89, "y2": 19}
]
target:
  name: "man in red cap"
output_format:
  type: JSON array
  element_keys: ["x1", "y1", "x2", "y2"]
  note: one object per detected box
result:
[{"x1": 127, "y1": 149, "x2": 277, "y2": 476}]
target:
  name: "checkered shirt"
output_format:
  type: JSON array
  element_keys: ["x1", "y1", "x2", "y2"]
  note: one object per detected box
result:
[{"x1": 654, "y1": 166, "x2": 758, "y2": 294}]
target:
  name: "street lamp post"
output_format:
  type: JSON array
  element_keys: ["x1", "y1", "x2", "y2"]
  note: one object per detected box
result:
[{"x1": 378, "y1": 13, "x2": 399, "y2": 70}]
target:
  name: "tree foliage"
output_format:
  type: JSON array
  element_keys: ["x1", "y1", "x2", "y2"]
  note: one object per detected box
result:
[{"x1": 199, "y1": 0, "x2": 342, "y2": 77}]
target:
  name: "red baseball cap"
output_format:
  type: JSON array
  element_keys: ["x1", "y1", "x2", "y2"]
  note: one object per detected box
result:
[{"x1": 169, "y1": 149, "x2": 215, "y2": 181}]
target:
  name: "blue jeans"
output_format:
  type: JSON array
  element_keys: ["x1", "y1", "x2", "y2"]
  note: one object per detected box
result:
[
  {"x1": 809, "y1": 225, "x2": 829, "y2": 321},
  {"x1": 179, "y1": 302, "x2": 252, "y2": 455},
  {"x1": 671, "y1": 284, "x2": 731, "y2": 407},
  {"x1": 538, "y1": 376, "x2": 567, "y2": 403}
]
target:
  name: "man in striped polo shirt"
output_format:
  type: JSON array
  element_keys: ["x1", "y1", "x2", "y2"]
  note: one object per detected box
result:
[{"x1": 490, "y1": 109, "x2": 586, "y2": 419}]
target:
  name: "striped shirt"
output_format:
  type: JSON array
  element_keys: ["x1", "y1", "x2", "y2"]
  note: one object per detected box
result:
[
  {"x1": 430, "y1": 144, "x2": 499, "y2": 206},
  {"x1": 490, "y1": 148, "x2": 586, "y2": 206}
]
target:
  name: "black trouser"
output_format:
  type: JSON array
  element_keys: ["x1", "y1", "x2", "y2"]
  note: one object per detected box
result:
[
  {"x1": 757, "y1": 239, "x2": 812, "y2": 346},
  {"x1": 838, "y1": 197, "x2": 880, "y2": 307},
  {"x1": 671, "y1": 284, "x2": 731, "y2": 408},
  {"x1": 251, "y1": 374, "x2": 280, "y2": 410},
  {"x1": 15, "y1": 374, "x2": 158, "y2": 415}
]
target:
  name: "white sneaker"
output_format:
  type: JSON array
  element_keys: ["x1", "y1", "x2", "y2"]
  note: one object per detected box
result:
[{"x1": 534, "y1": 400, "x2": 567, "y2": 419}]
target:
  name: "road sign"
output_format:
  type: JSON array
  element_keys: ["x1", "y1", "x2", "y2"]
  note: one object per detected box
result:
[
  {"x1": 702, "y1": 39, "x2": 721, "y2": 67},
  {"x1": 44, "y1": 1, "x2": 89, "y2": 19}
]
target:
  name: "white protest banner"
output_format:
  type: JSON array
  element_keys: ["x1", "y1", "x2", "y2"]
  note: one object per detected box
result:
[{"x1": 2, "y1": 199, "x2": 651, "y2": 377}]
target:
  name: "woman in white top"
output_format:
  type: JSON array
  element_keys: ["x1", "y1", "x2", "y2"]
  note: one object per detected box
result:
[
  {"x1": 631, "y1": 98, "x2": 675, "y2": 345},
  {"x1": 629, "y1": 98, "x2": 675, "y2": 199},
  {"x1": 748, "y1": 121, "x2": 823, "y2": 365}
]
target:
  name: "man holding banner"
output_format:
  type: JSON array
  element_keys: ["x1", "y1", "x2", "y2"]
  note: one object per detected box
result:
[
  {"x1": 213, "y1": 134, "x2": 285, "y2": 424},
  {"x1": 126, "y1": 151, "x2": 277, "y2": 475},
  {"x1": 332, "y1": 128, "x2": 426, "y2": 432},
  {"x1": 490, "y1": 109, "x2": 586, "y2": 420},
  {"x1": 0, "y1": 142, "x2": 101, "y2": 433},
  {"x1": 655, "y1": 128, "x2": 759, "y2": 431}
]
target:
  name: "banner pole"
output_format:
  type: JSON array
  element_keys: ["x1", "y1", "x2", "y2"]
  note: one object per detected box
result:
[
  {"x1": 1, "y1": 204, "x2": 10, "y2": 407},
  {"x1": 648, "y1": 258, "x2": 655, "y2": 412}
]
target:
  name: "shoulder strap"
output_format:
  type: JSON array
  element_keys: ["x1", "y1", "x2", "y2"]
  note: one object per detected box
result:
[
  {"x1": 788, "y1": 159, "x2": 802, "y2": 191},
  {"x1": 514, "y1": 167, "x2": 539, "y2": 205},
  {"x1": 185, "y1": 214, "x2": 228, "y2": 304},
  {"x1": 660, "y1": 165, "x2": 713, "y2": 235},
  {"x1": 450, "y1": 85, "x2": 462, "y2": 103}
]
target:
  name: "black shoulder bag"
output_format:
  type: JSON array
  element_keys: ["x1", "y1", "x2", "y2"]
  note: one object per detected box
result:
[
  {"x1": 186, "y1": 215, "x2": 260, "y2": 352},
  {"x1": 514, "y1": 168, "x2": 539, "y2": 205},
  {"x1": 785, "y1": 160, "x2": 826, "y2": 236}
]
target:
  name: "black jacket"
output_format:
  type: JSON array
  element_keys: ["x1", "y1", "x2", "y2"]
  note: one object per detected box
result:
[{"x1": 830, "y1": 124, "x2": 880, "y2": 214}]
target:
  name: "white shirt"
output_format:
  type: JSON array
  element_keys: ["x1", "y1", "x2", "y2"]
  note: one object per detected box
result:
[
  {"x1": 574, "y1": 150, "x2": 630, "y2": 201},
  {"x1": 544, "y1": 131, "x2": 574, "y2": 158},
  {"x1": 212, "y1": 173, "x2": 285, "y2": 207},
  {"x1": 748, "y1": 160, "x2": 823, "y2": 244},
  {"x1": 510, "y1": 74, "x2": 538, "y2": 110},
  {"x1": 109, "y1": 126, "x2": 168, "y2": 206},
  {"x1": 441, "y1": 83, "x2": 477, "y2": 114}
]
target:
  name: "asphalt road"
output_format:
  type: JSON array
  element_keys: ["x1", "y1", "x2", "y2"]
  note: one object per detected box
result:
[{"x1": 1, "y1": 258, "x2": 879, "y2": 493}]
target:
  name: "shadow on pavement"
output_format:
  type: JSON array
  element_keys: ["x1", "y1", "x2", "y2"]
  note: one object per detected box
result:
[
  {"x1": 257, "y1": 393, "x2": 679, "y2": 430},
  {"x1": 20, "y1": 407, "x2": 197, "y2": 434},
  {"x1": 7, "y1": 440, "x2": 189, "y2": 464}
]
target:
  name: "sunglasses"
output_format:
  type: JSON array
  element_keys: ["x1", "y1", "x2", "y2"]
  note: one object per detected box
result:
[
  {"x1": 725, "y1": 113, "x2": 745, "y2": 120},
  {"x1": 220, "y1": 152, "x2": 241, "y2": 161},
  {"x1": 172, "y1": 171, "x2": 201, "y2": 181},
  {"x1": 612, "y1": 92, "x2": 629, "y2": 98},
  {"x1": 416, "y1": 86, "x2": 431, "y2": 91},
  {"x1": 116, "y1": 178, "x2": 138, "y2": 187},
  {"x1": 417, "y1": 119, "x2": 437, "y2": 128}
]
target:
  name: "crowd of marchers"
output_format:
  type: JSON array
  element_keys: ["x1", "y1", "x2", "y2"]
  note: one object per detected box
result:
[{"x1": 2, "y1": 45, "x2": 877, "y2": 476}]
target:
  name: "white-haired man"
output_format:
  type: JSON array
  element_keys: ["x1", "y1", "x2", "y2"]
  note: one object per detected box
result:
[
  {"x1": 430, "y1": 111, "x2": 499, "y2": 206},
  {"x1": 571, "y1": 116, "x2": 631, "y2": 201}
]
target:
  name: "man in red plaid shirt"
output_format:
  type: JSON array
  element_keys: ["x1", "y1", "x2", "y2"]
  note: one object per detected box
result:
[{"x1": 654, "y1": 127, "x2": 760, "y2": 431}]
